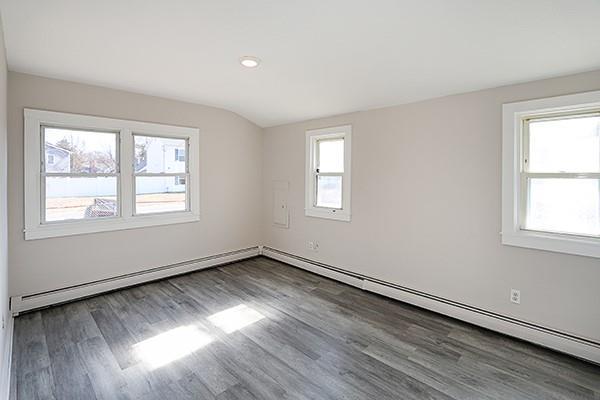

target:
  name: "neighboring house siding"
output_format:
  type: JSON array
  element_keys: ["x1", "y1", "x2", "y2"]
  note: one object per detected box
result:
[{"x1": 45, "y1": 144, "x2": 70, "y2": 173}]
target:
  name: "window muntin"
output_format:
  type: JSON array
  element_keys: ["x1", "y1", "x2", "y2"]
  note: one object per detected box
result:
[
  {"x1": 305, "y1": 125, "x2": 351, "y2": 221},
  {"x1": 521, "y1": 112, "x2": 600, "y2": 238},
  {"x1": 42, "y1": 126, "x2": 119, "y2": 223}
]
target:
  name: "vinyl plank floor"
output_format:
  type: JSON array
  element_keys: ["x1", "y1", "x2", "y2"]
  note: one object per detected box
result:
[{"x1": 10, "y1": 256, "x2": 600, "y2": 399}]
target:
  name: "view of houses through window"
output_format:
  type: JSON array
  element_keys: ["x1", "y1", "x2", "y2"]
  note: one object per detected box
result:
[
  {"x1": 43, "y1": 127, "x2": 187, "y2": 222},
  {"x1": 134, "y1": 135, "x2": 188, "y2": 215}
]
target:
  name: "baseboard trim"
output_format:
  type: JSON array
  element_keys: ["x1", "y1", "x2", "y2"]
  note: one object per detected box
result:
[
  {"x1": 10, "y1": 246, "x2": 260, "y2": 315},
  {"x1": 262, "y1": 246, "x2": 600, "y2": 365},
  {"x1": 0, "y1": 315, "x2": 13, "y2": 400}
]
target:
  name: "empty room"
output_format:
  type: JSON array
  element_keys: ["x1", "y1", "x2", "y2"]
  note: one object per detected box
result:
[{"x1": 0, "y1": 0, "x2": 599, "y2": 399}]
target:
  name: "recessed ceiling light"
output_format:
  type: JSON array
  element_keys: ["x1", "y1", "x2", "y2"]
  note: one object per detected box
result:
[{"x1": 240, "y1": 56, "x2": 260, "y2": 68}]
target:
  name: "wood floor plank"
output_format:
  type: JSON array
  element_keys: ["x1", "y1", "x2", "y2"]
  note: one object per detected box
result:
[{"x1": 11, "y1": 256, "x2": 600, "y2": 399}]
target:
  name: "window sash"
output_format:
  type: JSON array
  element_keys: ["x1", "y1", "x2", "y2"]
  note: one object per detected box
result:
[
  {"x1": 40, "y1": 126, "x2": 121, "y2": 224},
  {"x1": 132, "y1": 134, "x2": 190, "y2": 215},
  {"x1": 133, "y1": 173, "x2": 190, "y2": 216},
  {"x1": 313, "y1": 138, "x2": 345, "y2": 210},
  {"x1": 315, "y1": 137, "x2": 344, "y2": 173},
  {"x1": 41, "y1": 125, "x2": 120, "y2": 174},
  {"x1": 520, "y1": 116, "x2": 600, "y2": 237},
  {"x1": 313, "y1": 172, "x2": 343, "y2": 209}
]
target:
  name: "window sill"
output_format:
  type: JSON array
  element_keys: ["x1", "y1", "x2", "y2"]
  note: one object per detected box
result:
[
  {"x1": 502, "y1": 229, "x2": 600, "y2": 258},
  {"x1": 24, "y1": 212, "x2": 200, "y2": 240},
  {"x1": 305, "y1": 208, "x2": 351, "y2": 222}
]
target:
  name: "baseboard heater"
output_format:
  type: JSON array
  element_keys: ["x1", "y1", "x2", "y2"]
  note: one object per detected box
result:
[
  {"x1": 261, "y1": 246, "x2": 600, "y2": 365},
  {"x1": 10, "y1": 246, "x2": 260, "y2": 315}
]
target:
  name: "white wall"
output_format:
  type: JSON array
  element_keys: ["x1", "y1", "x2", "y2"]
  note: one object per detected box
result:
[
  {"x1": 0, "y1": 14, "x2": 9, "y2": 395},
  {"x1": 262, "y1": 69, "x2": 600, "y2": 344},
  {"x1": 8, "y1": 72, "x2": 263, "y2": 297}
]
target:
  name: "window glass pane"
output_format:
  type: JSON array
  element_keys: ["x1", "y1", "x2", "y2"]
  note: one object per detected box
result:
[
  {"x1": 45, "y1": 176, "x2": 118, "y2": 222},
  {"x1": 136, "y1": 176, "x2": 187, "y2": 214},
  {"x1": 526, "y1": 178, "x2": 600, "y2": 236},
  {"x1": 44, "y1": 127, "x2": 117, "y2": 173},
  {"x1": 318, "y1": 139, "x2": 344, "y2": 173},
  {"x1": 134, "y1": 135, "x2": 186, "y2": 173},
  {"x1": 316, "y1": 175, "x2": 342, "y2": 209},
  {"x1": 528, "y1": 115, "x2": 600, "y2": 172}
]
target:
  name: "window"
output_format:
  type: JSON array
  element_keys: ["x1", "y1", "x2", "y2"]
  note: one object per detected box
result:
[
  {"x1": 134, "y1": 135, "x2": 188, "y2": 215},
  {"x1": 43, "y1": 127, "x2": 119, "y2": 222},
  {"x1": 24, "y1": 109, "x2": 200, "y2": 240},
  {"x1": 175, "y1": 148, "x2": 185, "y2": 162},
  {"x1": 305, "y1": 125, "x2": 351, "y2": 221},
  {"x1": 502, "y1": 91, "x2": 600, "y2": 258}
]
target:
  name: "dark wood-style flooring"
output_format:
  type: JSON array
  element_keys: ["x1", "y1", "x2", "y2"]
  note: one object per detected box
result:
[{"x1": 11, "y1": 257, "x2": 600, "y2": 399}]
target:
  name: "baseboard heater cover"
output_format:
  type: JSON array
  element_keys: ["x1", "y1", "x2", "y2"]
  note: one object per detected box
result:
[
  {"x1": 10, "y1": 246, "x2": 260, "y2": 315},
  {"x1": 262, "y1": 246, "x2": 600, "y2": 365}
]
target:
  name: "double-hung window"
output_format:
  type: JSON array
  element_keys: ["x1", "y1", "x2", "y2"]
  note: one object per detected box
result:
[
  {"x1": 25, "y1": 109, "x2": 200, "y2": 240},
  {"x1": 133, "y1": 135, "x2": 189, "y2": 215},
  {"x1": 305, "y1": 125, "x2": 351, "y2": 221},
  {"x1": 502, "y1": 91, "x2": 600, "y2": 258}
]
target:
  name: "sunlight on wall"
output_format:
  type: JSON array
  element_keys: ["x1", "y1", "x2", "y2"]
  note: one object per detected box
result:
[
  {"x1": 207, "y1": 304, "x2": 265, "y2": 334},
  {"x1": 133, "y1": 325, "x2": 213, "y2": 369}
]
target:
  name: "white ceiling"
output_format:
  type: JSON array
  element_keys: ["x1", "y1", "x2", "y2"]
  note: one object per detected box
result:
[{"x1": 2, "y1": 1, "x2": 600, "y2": 127}]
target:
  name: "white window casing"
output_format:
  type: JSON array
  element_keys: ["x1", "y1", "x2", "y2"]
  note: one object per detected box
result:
[
  {"x1": 502, "y1": 90, "x2": 600, "y2": 258},
  {"x1": 24, "y1": 109, "x2": 200, "y2": 240},
  {"x1": 305, "y1": 125, "x2": 351, "y2": 222}
]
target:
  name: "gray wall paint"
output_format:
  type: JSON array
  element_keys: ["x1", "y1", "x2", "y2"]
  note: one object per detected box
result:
[
  {"x1": 262, "y1": 70, "x2": 600, "y2": 343},
  {"x1": 0, "y1": 14, "x2": 8, "y2": 381},
  {"x1": 8, "y1": 72, "x2": 263, "y2": 297}
]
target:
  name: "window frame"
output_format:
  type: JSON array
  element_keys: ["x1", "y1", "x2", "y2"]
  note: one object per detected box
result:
[
  {"x1": 24, "y1": 109, "x2": 200, "y2": 240},
  {"x1": 305, "y1": 125, "x2": 352, "y2": 221},
  {"x1": 502, "y1": 90, "x2": 600, "y2": 258}
]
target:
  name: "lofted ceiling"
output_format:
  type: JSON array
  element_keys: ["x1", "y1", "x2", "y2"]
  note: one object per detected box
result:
[{"x1": 1, "y1": 0, "x2": 600, "y2": 127}]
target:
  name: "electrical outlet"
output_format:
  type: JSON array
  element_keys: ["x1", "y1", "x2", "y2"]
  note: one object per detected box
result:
[{"x1": 510, "y1": 289, "x2": 521, "y2": 304}]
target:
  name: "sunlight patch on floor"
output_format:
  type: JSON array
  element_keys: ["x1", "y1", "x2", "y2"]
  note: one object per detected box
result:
[
  {"x1": 207, "y1": 304, "x2": 265, "y2": 334},
  {"x1": 133, "y1": 325, "x2": 213, "y2": 369}
]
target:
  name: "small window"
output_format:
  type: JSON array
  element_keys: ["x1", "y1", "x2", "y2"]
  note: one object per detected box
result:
[
  {"x1": 305, "y1": 125, "x2": 351, "y2": 221},
  {"x1": 502, "y1": 91, "x2": 600, "y2": 258},
  {"x1": 24, "y1": 109, "x2": 200, "y2": 240}
]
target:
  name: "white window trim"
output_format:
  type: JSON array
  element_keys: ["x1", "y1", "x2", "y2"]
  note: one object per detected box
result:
[
  {"x1": 305, "y1": 125, "x2": 351, "y2": 222},
  {"x1": 502, "y1": 90, "x2": 600, "y2": 258},
  {"x1": 24, "y1": 109, "x2": 200, "y2": 240}
]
